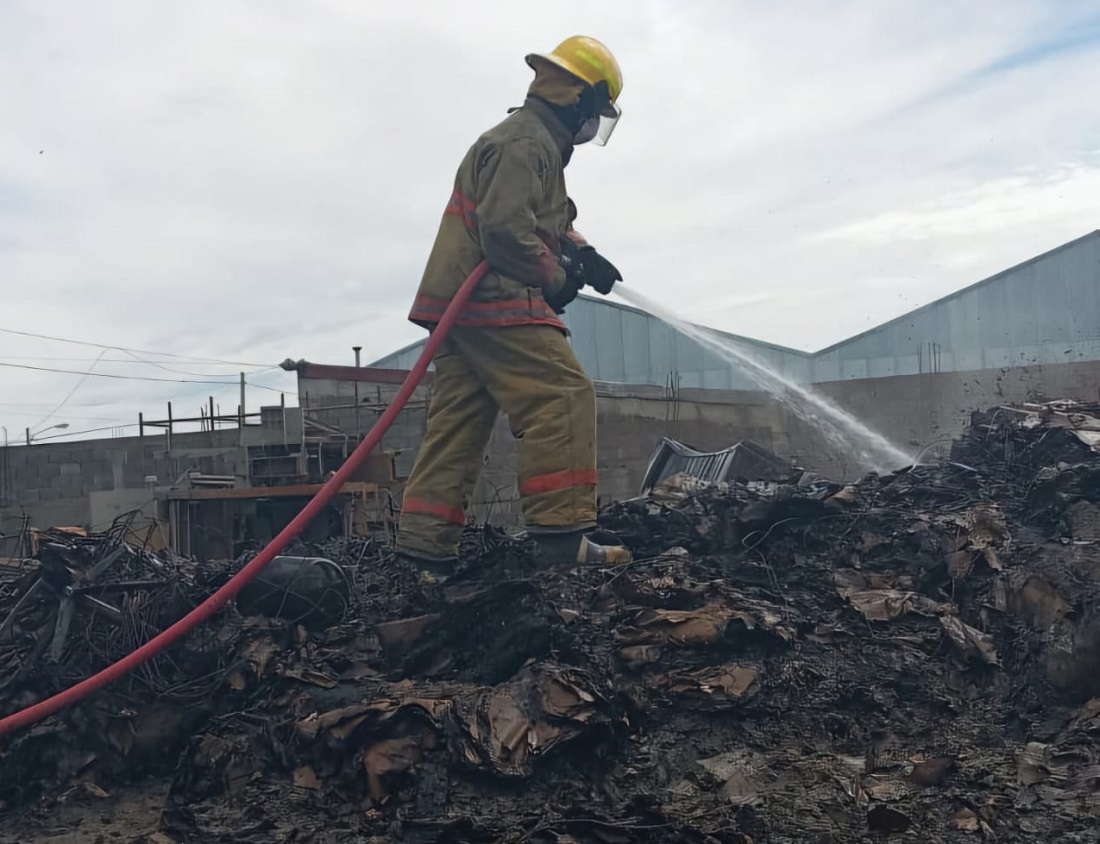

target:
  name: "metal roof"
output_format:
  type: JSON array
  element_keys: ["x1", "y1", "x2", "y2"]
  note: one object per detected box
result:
[
  {"x1": 369, "y1": 295, "x2": 812, "y2": 391},
  {"x1": 367, "y1": 230, "x2": 1100, "y2": 386},
  {"x1": 815, "y1": 229, "x2": 1100, "y2": 354}
]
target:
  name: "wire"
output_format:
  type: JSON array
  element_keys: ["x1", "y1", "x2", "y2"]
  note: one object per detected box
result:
[
  {"x1": 0, "y1": 401, "x2": 128, "y2": 410},
  {"x1": 30, "y1": 349, "x2": 108, "y2": 434},
  {"x1": 114, "y1": 349, "x2": 281, "y2": 379},
  {"x1": 29, "y1": 423, "x2": 141, "y2": 442},
  {"x1": 0, "y1": 325, "x2": 268, "y2": 367},
  {"x1": 245, "y1": 379, "x2": 298, "y2": 396},
  {"x1": 0, "y1": 361, "x2": 244, "y2": 384},
  {"x1": 15, "y1": 413, "x2": 134, "y2": 424},
  {"x1": 0, "y1": 355, "x2": 263, "y2": 366},
  {"x1": 0, "y1": 354, "x2": 279, "y2": 378},
  {"x1": 19, "y1": 418, "x2": 133, "y2": 429}
]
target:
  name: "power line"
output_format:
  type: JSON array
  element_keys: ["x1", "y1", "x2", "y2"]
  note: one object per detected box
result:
[
  {"x1": 0, "y1": 355, "x2": 235, "y2": 363},
  {"x1": 0, "y1": 354, "x2": 280, "y2": 377},
  {"x1": 0, "y1": 360, "x2": 245, "y2": 384},
  {"x1": 0, "y1": 364, "x2": 296, "y2": 402},
  {"x1": 8, "y1": 412, "x2": 134, "y2": 424},
  {"x1": 30, "y1": 349, "x2": 108, "y2": 434},
  {"x1": 0, "y1": 349, "x2": 281, "y2": 378},
  {"x1": 28, "y1": 423, "x2": 141, "y2": 443},
  {"x1": 0, "y1": 401, "x2": 129, "y2": 409},
  {"x1": 0, "y1": 325, "x2": 269, "y2": 367},
  {"x1": 246, "y1": 379, "x2": 298, "y2": 396},
  {"x1": 112, "y1": 347, "x2": 281, "y2": 378}
]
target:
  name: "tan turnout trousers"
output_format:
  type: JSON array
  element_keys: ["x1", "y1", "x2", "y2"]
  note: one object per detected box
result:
[{"x1": 396, "y1": 324, "x2": 597, "y2": 559}]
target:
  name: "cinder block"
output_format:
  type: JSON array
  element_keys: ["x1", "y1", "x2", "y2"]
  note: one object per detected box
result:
[
  {"x1": 83, "y1": 460, "x2": 109, "y2": 477},
  {"x1": 4, "y1": 450, "x2": 28, "y2": 468}
]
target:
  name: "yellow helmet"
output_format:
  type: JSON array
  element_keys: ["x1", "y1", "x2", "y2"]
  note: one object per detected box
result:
[
  {"x1": 526, "y1": 36, "x2": 624, "y2": 146},
  {"x1": 526, "y1": 35, "x2": 623, "y2": 103}
]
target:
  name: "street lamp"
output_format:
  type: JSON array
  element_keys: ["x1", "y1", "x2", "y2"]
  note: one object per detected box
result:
[{"x1": 26, "y1": 423, "x2": 70, "y2": 445}]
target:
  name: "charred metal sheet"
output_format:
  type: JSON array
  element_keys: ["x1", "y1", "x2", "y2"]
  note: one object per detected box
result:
[{"x1": 640, "y1": 436, "x2": 793, "y2": 493}]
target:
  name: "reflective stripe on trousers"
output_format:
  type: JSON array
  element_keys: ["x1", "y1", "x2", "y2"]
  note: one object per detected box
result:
[{"x1": 395, "y1": 323, "x2": 597, "y2": 560}]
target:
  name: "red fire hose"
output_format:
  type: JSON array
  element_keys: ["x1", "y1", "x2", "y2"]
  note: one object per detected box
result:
[{"x1": 0, "y1": 261, "x2": 490, "y2": 739}]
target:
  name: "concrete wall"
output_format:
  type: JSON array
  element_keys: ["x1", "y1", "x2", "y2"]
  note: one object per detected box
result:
[
  {"x1": 590, "y1": 384, "x2": 788, "y2": 505},
  {"x1": 298, "y1": 375, "x2": 431, "y2": 478},
  {"x1": 299, "y1": 355, "x2": 1100, "y2": 526},
  {"x1": 802, "y1": 358, "x2": 1100, "y2": 478},
  {"x1": 299, "y1": 372, "x2": 791, "y2": 524},
  {"x1": 5, "y1": 351, "x2": 1097, "y2": 545},
  {"x1": 0, "y1": 429, "x2": 249, "y2": 536},
  {"x1": 459, "y1": 384, "x2": 788, "y2": 521}
]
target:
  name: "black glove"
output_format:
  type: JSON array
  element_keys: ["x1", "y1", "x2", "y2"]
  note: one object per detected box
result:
[
  {"x1": 558, "y1": 237, "x2": 588, "y2": 285},
  {"x1": 577, "y1": 247, "x2": 622, "y2": 295},
  {"x1": 545, "y1": 237, "x2": 588, "y2": 315},
  {"x1": 559, "y1": 237, "x2": 622, "y2": 296},
  {"x1": 544, "y1": 276, "x2": 582, "y2": 315}
]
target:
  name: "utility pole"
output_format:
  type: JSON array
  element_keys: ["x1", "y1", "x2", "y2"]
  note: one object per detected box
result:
[
  {"x1": 239, "y1": 373, "x2": 246, "y2": 422},
  {"x1": 353, "y1": 346, "x2": 362, "y2": 438}
]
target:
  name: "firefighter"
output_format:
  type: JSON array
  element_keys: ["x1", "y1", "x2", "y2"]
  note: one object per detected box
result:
[{"x1": 395, "y1": 35, "x2": 633, "y2": 583}]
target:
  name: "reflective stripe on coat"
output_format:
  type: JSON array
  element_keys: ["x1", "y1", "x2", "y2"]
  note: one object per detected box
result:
[{"x1": 408, "y1": 97, "x2": 577, "y2": 333}]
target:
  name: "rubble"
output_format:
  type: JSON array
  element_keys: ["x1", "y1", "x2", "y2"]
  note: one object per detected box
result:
[{"x1": 3, "y1": 401, "x2": 1100, "y2": 842}]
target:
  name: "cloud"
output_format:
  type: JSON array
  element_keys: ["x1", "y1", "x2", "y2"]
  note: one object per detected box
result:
[
  {"x1": 813, "y1": 161, "x2": 1100, "y2": 246},
  {"x1": 1, "y1": 0, "x2": 1099, "y2": 438}
]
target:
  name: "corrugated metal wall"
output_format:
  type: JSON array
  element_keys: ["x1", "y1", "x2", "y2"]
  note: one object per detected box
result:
[
  {"x1": 812, "y1": 231, "x2": 1100, "y2": 381},
  {"x1": 370, "y1": 231, "x2": 1100, "y2": 387},
  {"x1": 371, "y1": 296, "x2": 812, "y2": 390}
]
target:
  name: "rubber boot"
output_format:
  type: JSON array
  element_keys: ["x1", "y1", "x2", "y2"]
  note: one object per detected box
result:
[
  {"x1": 396, "y1": 550, "x2": 459, "y2": 586},
  {"x1": 528, "y1": 528, "x2": 633, "y2": 568}
]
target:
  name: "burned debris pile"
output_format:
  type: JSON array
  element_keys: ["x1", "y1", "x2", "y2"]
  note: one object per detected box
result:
[{"x1": 4, "y1": 401, "x2": 1100, "y2": 842}]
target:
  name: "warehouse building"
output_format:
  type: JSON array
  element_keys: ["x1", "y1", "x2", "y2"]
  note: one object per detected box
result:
[
  {"x1": 364, "y1": 229, "x2": 1100, "y2": 466},
  {"x1": 373, "y1": 230, "x2": 1100, "y2": 388}
]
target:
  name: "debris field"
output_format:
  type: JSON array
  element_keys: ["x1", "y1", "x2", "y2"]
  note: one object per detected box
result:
[{"x1": 3, "y1": 401, "x2": 1100, "y2": 842}]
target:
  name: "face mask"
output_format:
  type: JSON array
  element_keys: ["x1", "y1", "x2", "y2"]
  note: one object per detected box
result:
[
  {"x1": 571, "y1": 80, "x2": 621, "y2": 147},
  {"x1": 573, "y1": 116, "x2": 600, "y2": 145}
]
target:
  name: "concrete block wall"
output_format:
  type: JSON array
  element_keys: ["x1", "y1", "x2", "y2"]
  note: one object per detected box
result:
[
  {"x1": 0, "y1": 429, "x2": 250, "y2": 534},
  {"x1": 299, "y1": 376, "x2": 432, "y2": 471},
  {"x1": 302, "y1": 359, "x2": 1100, "y2": 529},
  {"x1": 304, "y1": 379, "x2": 792, "y2": 526},
  {"x1": 799, "y1": 358, "x2": 1100, "y2": 478},
  {"x1": 10, "y1": 355, "x2": 1096, "y2": 543},
  {"x1": 591, "y1": 385, "x2": 789, "y2": 504}
]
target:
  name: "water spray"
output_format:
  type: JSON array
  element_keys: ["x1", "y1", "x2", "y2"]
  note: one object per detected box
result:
[{"x1": 613, "y1": 286, "x2": 912, "y2": 473}]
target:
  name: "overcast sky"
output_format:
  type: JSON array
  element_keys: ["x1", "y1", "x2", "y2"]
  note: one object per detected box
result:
[{"x1": 2, "y1": 0, "x2": 1098, "y2": 443}]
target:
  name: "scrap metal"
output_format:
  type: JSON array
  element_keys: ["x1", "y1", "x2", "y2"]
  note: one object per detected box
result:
[{"x1": 2, "y1": 401, "x2": 1100, "y2": 842}]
